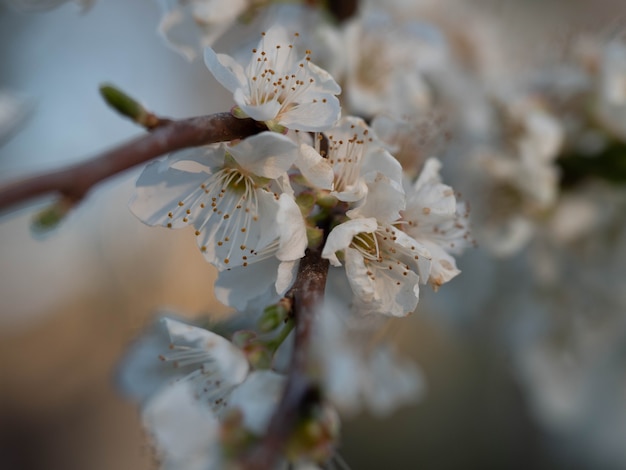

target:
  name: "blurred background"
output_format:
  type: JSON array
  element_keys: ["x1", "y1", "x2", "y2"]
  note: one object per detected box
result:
[{"x1": 1, "y1": 1, "x2": 626, "y2": 469}]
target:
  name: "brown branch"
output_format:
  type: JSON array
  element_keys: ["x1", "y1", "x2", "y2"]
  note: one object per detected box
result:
[
  {"x1": 0, "y1": 113, "x2": 266, "y2": 213},
  {"x1": 242, "y1": 245, "x2": 329, "y2": 469}
]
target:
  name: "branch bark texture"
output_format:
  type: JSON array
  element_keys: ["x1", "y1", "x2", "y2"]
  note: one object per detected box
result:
[
  {"x1": 243, "y1": 246, "x2": 329, "y2": 469},
  {"x1": 0, "y1": 113, "x2": 265, "y2": 212}
]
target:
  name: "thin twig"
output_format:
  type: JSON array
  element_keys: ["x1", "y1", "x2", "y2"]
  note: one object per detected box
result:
[
  {"x1": 0, "y1": 113, "x2": 266, "y2": 213},
  {"x1": 242, "y1": 245, "x2": 329, "y2": 469}
]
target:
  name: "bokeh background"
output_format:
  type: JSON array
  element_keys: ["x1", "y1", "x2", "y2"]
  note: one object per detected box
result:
[{"x1": 1, "y1": 1, "x2": 625, "y2": 469}]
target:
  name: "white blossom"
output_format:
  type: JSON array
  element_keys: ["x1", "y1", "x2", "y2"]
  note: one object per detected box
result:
[
  {"x1": 204, "y1": 24, "x2": 341, "y2": 132},
  {"x1": 143, "y1": 380, "x2": 222, "y2": 470},
  {"x1": 129, "y1": 131, "x2": 305, "y2": 273},
  {"x1": 301, "y1": 116, "x2": 402, "y2": 202},
  {"x1": 401, "y1": 158, "x2": 471, "y2": 289},
  {"x1": 322, "y1": 174, "x2": 431, "y2": 317}
]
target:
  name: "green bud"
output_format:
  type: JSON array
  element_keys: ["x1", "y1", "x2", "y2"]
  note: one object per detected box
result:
[
  {"x1": 306, "y1": 226, "x2": 324, "y2": 250},
  {"x1": 231, "y1": 106, "x2": 249, "y2": 119},
  {"x1": 31, "y1": 198, "x2": 73, "y2": 235},
  {"x1": 244, "y1": 343, "x2": 273, "y2": 369},
  {"x1": 287, "y1": 403, "x2": 340, "y2": 464},
  {"x1": 99, "y1": 84, "x2": 158, "y2": 128},
  {"x1": 231, "y1": 330, "x2": 257, "y2": 349},
  {"x1": 316, "y1": 193, "x2": 338, "y2": 209},
  {"x1": 259, "y1": 301, "x2": 290, "y2": 332},
  {"x1": 296, "y1": 192, "x2": 316, "y2": 216}
]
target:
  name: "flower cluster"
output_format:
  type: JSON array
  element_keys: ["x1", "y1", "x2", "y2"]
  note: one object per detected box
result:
[{"x1": 125, "y1": 20, "x2": 470, "y2": 468}]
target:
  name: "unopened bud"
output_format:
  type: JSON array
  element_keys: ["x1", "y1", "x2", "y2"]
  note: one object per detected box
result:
[
  {"x1": 258, "y1": 300, "x2": 291, "y2": 332},
  {"x1": 296, "y1": 192, "x2": 316, "y2": 216},
  {"x1": 99, "y1": 84, "x2": 159, "y2": 129},
  {"x1": 316, "y1": 193, "x2": 338, "y2": 209},
  {"x1": 306, "y1": 226, "x2": 324, "y2": 250},
  {"x1": 231, "y1": 330, "x2": 257, "y2": 349},
  {"x1": 244, "y1": 343, "x2": 272, "y2": 369},
  {"x1": 287, "y1": 403, "x2": 340, "y2": 464},
  {"x1": 31, "y1": 198, "x2": 73, "y2": 235}
]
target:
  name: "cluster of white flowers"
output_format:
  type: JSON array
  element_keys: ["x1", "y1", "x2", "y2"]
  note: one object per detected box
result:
[
  {"x1": 8, "y1": 0, "x2": 626, "y2": 467},
  {"x1": 122, "y1": 16, "x2": 470, "y2": 468}
]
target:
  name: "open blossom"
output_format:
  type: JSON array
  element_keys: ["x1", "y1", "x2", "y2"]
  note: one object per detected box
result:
[
  {"x1": 120, "y1": 316, "x2": 334, "y2": 469},
  {"x1": 401, "y1": 158, "x2": 471, "y2": 289},
  {"x1": 213, "y1": 192, "x2": 307, "y2": 311},
  {"x1": 122, "y1": 317, "x2": 283, "y2": 468},
  {"x1": 129, "y1": 131, "x2": 306, "y2": 273},
  {"x1": 204, "y1": 24, "x2": 341, "y2": 132},
  {"x1": 322, "y1": 173, "x2": 431, "y2": 317},
  {"x1": 300, "y1": 116, "x2": 402, "y2": 202}
]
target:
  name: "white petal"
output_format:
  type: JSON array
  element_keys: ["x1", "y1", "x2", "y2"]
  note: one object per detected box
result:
[
  {"x1": 414, "y1": 158, "x2": 442, "y2": 189},
  {"x1": 344, "y1": 246, "x2": 376, "y2": 302},
  {"x1": 296, "y1": 144, "x2": 334, "y2": 190},
  {"x1": 275, "y1": 259, "x2": 299, "y2": 296},
  {"x1": 322, "y1": 218, "x2": 379, "y2": 266},
  {"x1": 204, "y1": 47, "x2": 247, "y2": 93},
  {"x1": 163, "y1": 318, "x2": 250, "y2": 387},
  {"x1": 353, "y1": 267, "x2": 420, "y2": 317},
  {"x1": 391, "y1": 229, "x2": 432, "y2": 281},
  {"x1": 306, "y1": 61, "x2": 342, "y2": 95},
  {"x1": 276, "y1": 193, "x2": 307, "y2": 261},
  {"x1": 361, "y1": 147, "x2": 403, "y2": 186},
  {"x1": 227, "y1": 132, "x2": 298, "y2": 180},
  {"x1": 129, "y1": 156, "x2": 212, "y2": 229},
  {"x1": 214, "y1": 258, "x2": 282, "y2": 311},
  {"x1": 198, "y1": 188, "x2": 280, "y2": 271},
  {"x1": 228, "y1": 370, "x2": 286, "y2": 435},
  {"x1": 143, "y1": 380, "x2": 220, "y2": 469},
  {"x1": 347, "y1": 172, "x2": 405, "y2": 223},
  {"x1": 278, "y1": 94, "x2": 341, "y2": 132},
  {"x1": 236, "y1": 89, "x2": 283, "y2": 123},
  {"x1": 422, "y1": 241, "x2": 461, "y2": 288},
  {"x1": 117, "y1": 312, "x2": 188, "y2": 404}
]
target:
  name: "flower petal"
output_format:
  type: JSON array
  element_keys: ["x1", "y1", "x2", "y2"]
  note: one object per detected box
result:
[
  {"x1": 296, "y1": 144, "x2": 334, "y2": 190},
  {"x1": 322, "y1": 218, "x2": 379, "y2": 266},
  {"x1": 227, "y1": 132, "x2": 298, "y2": 180},
  {"x1": 204, "y1": 47, "x2": 247, "y2": 93},
  {"x1": 227, "y1": 370, "x2": 286, "y2": 435}
]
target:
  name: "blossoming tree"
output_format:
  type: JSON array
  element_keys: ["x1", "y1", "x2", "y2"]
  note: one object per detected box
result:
[{"x1": 3, "y1": 0, "x2": 626, "y2": 468}]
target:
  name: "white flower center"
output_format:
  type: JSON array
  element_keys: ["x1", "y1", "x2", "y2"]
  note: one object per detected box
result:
[
  {"x1": 351, "y1": 225, "x2": 420, "y2": 284},
  {"x1": 326, "y1": 124, "x2": 373, "y2": 193},
  {"x1": 248, "y1": 32, "x2": 318, "y2": 117}
]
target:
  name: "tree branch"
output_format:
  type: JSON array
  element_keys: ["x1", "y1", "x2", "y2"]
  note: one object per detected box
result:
[
  {"x1": 243, "y1": 245, "x2": 329, "y2": 469},
  {"x1": 0, "y1": 113, "x2": 266, "y2": 213}
]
